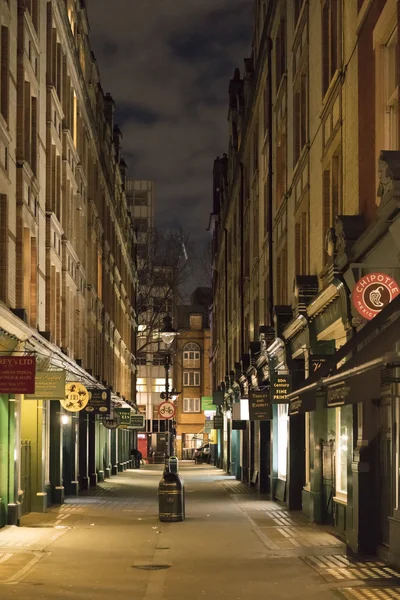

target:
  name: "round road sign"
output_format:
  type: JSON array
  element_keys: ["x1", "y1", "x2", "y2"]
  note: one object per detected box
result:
[{"x1": 158, "y1": 401, "x2": 176, "y2": 420}]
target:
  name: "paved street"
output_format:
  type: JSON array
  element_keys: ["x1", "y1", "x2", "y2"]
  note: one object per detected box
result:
[{"x1": 0, "y1": 463, "x2": 399, "y2": 600}]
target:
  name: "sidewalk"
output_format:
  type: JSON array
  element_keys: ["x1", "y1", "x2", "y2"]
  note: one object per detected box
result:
[{"x1": 0, "y1": 463, "x2": 399, "y2": 599}]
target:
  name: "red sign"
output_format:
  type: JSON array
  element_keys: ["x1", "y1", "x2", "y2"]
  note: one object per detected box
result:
[
  {"x1": 0, "y1": 357, "x2": 36, "y2": 394},
  {"x1": 352, "y1": 273, "x2": 400, "y2": 320},
  {"x1": 158, "y1": 401, "x2": 176, "y2": 420}
]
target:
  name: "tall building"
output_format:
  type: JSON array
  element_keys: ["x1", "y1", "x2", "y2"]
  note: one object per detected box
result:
[
  {"x1": 211, "y1": 0, "x2": 400, "y2": 560},
  {"x1": 126, "y1": 179, "x2": 177, "y2": 457},
  {"x1": 0, "y1": 0, "x2": 136, "y2": 526}
]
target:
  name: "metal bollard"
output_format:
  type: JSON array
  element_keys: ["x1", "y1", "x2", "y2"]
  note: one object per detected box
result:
[{"x1": 158, "y1": 471, "x2": 185, "y2": 522}]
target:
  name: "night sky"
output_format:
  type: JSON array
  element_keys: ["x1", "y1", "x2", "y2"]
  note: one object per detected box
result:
[{"x1": 87, "y1": 0, "x2": 253, "y2": 248}]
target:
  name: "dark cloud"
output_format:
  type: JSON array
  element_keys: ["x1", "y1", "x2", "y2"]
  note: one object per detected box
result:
[{"x1": 86, "y1": 0, "x2": 253, "y2": 247}]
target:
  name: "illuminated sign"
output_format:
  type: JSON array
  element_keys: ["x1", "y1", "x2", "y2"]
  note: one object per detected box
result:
[
  {"x1": 352, "y1": 272, "x2": 399, "y2": 320},
  {"x1": 0, "y1": 357, "x2": 36, "y2": 394},
  {"x1": 62, "y1": 382, "x2": 89, "y2": 412}
]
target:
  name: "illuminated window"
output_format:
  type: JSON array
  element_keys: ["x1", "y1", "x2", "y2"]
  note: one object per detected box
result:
[
  {"x1": 183, "y1": 398, "x2": 200, "y2": 413},
  {"x1": 153, "y1": 378, "x2": 172, "y2": 393},
  {"x1": 277, "y1": 403, "x2": 288, "y2": 479},
  {"x1": 335, "y1": 407, "x2": 348, "y2": 499}
]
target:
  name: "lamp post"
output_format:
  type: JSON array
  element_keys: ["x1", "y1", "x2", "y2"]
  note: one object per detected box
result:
[{"x1": 160, "y1": 315, "x2": 179, "y2": 458}]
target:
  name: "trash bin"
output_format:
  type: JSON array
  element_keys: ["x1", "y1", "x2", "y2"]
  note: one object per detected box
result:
[{"x1": 158, "y1": 471, "x2": 185, "y2": 522}]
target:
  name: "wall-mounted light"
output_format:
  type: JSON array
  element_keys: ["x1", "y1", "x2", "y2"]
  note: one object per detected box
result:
[
  {"x1": 226, "y1": 409, "x2": 232, "y2": 420},
  {"x1": 61, "y1": 415, "x2": 70, "y2": 425}
]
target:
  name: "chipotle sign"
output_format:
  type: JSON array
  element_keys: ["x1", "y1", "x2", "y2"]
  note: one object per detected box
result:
[
  {"x1": 352, "y1": 273, "x2": 399, "y2": 320},
  {"x1": 0, "y1": 357, "x2": 36, "y2": 394}
]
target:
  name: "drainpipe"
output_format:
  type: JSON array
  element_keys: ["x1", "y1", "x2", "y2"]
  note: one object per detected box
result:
[
  {"x1": 240, "y1": 163, "x2": 245, "y2": 355},
  {"x1": 267, "y1": 36, "x2": 274, "y2": 326}
]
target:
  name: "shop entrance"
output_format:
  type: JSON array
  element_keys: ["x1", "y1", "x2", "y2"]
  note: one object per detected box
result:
[{"x1": 379, "y1": 394, "x2": 393, "y2": 546}]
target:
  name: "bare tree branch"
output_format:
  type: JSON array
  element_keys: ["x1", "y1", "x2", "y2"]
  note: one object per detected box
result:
[{"x1": 136, "y1": 227, "x2": 193, "y2": 355}]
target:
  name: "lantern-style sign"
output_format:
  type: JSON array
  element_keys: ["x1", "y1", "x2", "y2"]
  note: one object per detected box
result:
[{"x1": 61, "y1": 382, "x2": 90, "y2": 412}]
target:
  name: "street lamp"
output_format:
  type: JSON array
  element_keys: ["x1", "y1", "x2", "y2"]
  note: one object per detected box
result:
[{"x1": 160, "y1": 315, "x2": 179, "y2": 458}]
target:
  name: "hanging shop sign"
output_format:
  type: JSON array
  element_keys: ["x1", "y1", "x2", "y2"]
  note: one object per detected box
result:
[
  {"x1": 249, "y1": 390, "x2": 272, "y2": 420},
  {"x1": 326, "y1": 367, "x2": 381, "y2": 407},
  {"x1": 115, "y1": 407, "x2": 131, "y2": 424},
  {"x1": 158, "y1": 401, "x2": 176, "y2": 419},
  {"x1": 204, "y1": 420, "x2": 213, "y2": 433},
  {"x1": 213, "y1": 414, "x2": 223, "y2": 430},
  {"x1": 352, "y1": 272, "x2": 399, "y2": 320},
  {"x1": 102, "y1": 414, "x2": 121, "y2": 430},
  {"x1": 0, "y1": 356, "x2": 36, "y2": 394},
  {"x1": 232, "y1": 420, "x2": 247, "y2": 430},
  {"x1": 128, "y1": 415, "x2": 145, "y2": 429},
  {"x1": 61, "y1": 382, "x2": 89, "y2": 412},
  {"x1": 309, "y1": 355, "x2": 330, "y2": 375},
  {"x1": 212, "y1": 391, "x2": 224, "y2": 406},
  {"x1": 201, "y1": 396, "x2": 216, "y2": 411},
  {"x1": 85, "y1": 387, "x2": 111, "y2": 415},
  {"x1": 289, "y1": 393, "x2": 317, "y2": 416},
  {"x1": 25, "y1": 370, "x2": 66, "y2": 399},
  {"x1": 270, "y1": 373, "x2": 292, "y2": 403}
]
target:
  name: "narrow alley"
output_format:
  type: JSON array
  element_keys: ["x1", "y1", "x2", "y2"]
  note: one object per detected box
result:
[{"x1": 0, "y1": 463, "x2": 398, "y2": 600}]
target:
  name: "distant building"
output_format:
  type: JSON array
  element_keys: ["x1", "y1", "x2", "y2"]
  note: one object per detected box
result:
[
  {"x1": 173, "y1": 289, "x2": 212, "y2": 460},
  {"x1": 126, "y1": 179, "x2": 177, "y2": 456}
]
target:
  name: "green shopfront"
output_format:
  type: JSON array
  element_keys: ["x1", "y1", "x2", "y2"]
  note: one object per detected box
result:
[{"x1": 283, "y1": 152, "x2": 400, "y2": 558}]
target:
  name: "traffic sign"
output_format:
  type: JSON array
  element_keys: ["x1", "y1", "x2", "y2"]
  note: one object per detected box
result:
[{"x1": 158, "y1": 401, "x2": 176, "y2": 420}]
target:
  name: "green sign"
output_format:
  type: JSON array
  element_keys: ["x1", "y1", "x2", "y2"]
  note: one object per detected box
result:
[
  {"x1": 270, "y1": 373, "x2": 292, "y2": 403},
  {"x1": 25, "y1": 371, "x2": 66, "y2": 400},
  {"x1": 129, "y1": 415, "x2": 145, "y2": 429},
  {"x1": 202, "y1": 396, "x2": 216, "y2": 411},
  {"x1": 115, "y1": 408, "x2": 131, "y2": 424}
]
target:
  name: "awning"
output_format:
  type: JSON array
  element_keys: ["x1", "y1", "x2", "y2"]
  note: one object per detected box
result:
[{"x1": 287, "y1": 293, "x2": 400, "y2": 405}]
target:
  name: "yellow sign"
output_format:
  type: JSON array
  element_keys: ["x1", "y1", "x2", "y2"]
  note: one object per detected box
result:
[
  {"x1": 25, "y1": 371, "x2": 66, "y2": 400},
  {"x1": 61, "y1": 382, "x2": 89, "y2": 412}
]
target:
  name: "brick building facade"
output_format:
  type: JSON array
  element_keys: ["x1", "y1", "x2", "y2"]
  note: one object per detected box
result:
[
  {"x1": 0, "y1": 0, "x2": 136, "y2": 525},
  {"x1": 211, "y1": 0, "x2": 400, "y2": 558}
]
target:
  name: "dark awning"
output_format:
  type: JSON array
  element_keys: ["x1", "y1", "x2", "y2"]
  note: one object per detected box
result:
[{"x1": 287, "y1": 292, "x2": 400, "y2": 403}]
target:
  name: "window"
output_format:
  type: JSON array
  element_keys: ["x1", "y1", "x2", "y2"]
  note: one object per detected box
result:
[
  {"x1": 135, "y1": 218, "x2": 148, "y2": 233},
  {"x1": 276, "y1": 244, "x2": 287, "y2": 304},
  {"x1": 183, "y1": 343, "x2": 201, "y2": 368},
  {"x1": 294, "y1": 0, "x2": 305, "y2": 25},
  {"x1": 384, "y1": 28, "x2": 399, "y2": 150},
  {"x1": 275, "y1": 20, "x2": 286, "y2": 92},
  {"x1": 277, "y1": 404, "x2": 289, "y2": 479},
  {"x1": 295, "y1": 211, "x2": 308, "y2": 275},
  {"x1": 335, "y1": 407, "x2": 348, "y2": 499},
  {"x1": 183, "y1": 398, "x2": 201, "y2": 413},
  {"x1": 276, "y1": 115, "x2": 287, "y2": 204},
  {"x1": 134, "y1": 192, "x2": 148, "y2": 206},
  {"x1": 293, "y1": 71, "x2": 307, "y2": 165},
  {"x1": 183, "y1": 371, "x2": 200, "y2": 387},
  {"x1": 322, "y1": 150, "x2": 341, "y2": 258},
  {"x1": 322, "y1": 0, "x2": 341, "y2": 97},
  {"x1": 0, "y1": 26, "x2": 9, "y2": 122}
]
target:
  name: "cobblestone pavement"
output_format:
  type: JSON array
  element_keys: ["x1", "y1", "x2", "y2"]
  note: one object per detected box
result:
[{"x1": 0, "y1": 463, "x2": 398, "y2": 599}]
